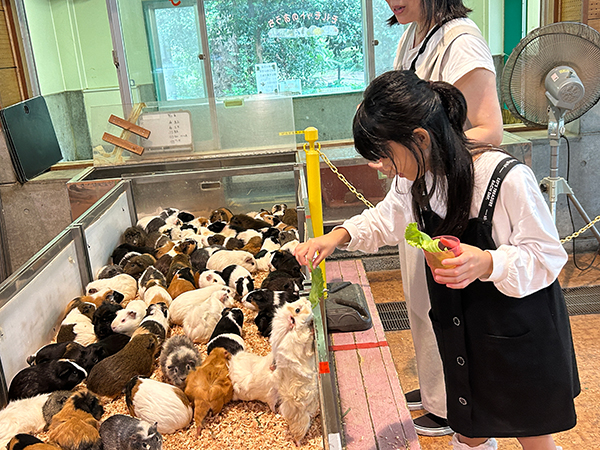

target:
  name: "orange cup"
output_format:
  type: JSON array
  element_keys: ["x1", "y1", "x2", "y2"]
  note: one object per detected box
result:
[{"x1": 423, "y1": 236, "x2": 461, "y2": 270}]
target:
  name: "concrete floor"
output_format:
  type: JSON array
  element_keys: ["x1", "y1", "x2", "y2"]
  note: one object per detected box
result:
[{"x1": 366, "y1": 251, "x2": 600, "y2": 450}]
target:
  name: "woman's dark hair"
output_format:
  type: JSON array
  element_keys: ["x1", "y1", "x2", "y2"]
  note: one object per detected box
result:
[
  {"x1": 387, "y1": 0, "x2": 471, "y2": 27},
  {"x1": 353, "y1": 69, "x2": 475, "y2": 237}
]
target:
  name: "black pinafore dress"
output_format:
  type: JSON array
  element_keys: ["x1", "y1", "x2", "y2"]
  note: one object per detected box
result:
[{"x1": 422, "y1": 157, "x2": 580, "y2": 438}]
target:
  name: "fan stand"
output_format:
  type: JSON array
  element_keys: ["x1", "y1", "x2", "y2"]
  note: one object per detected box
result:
[{"x1": 539, "y1": 103, "x2": 600, "y2": 244}]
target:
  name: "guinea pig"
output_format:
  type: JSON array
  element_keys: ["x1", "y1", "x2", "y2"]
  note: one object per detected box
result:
[
  {"x1": 182, "y1": 290, "x2": 233, "y2": 344},
  {"x1": 42, "y1": 390, "x2": 73, "y2": 426},
  {"x1": 206, "y1": 308, "x2": 245, "y2": 356},
  {"x1": 184, "y1": 347, "x2": 233, "y2": 433},
  {"x1": 138, "y1": 266, "x2": 167, "y2": 296},
  {"x1": 47, "y1": 390, "x2": 104, "y2": 450},
  {"x1": 260, "y1": 235, "x2": 281, "y2": 252},
  {"x1": 280, "y1": 239, "x2": 299, "y2": 254},
  {"x1": 271, "y1": 203, "x2": 287, "y2": 216},
  {"x1": 242, "y1": 289, "x2": 299, "y2": 338},
  {"x1": 85, "y1": 333, "x2": 130, "y2": 361},
  {"x1": 86, "y1": 333, "x2": 159, "y2": 398},
  {"x1": 209, "y1": 207, "x2": 233, "y2": 223},
  {"x1": 166, "y1": 254, "x2": 192, "y2": 285},
  {"x1": 206, "y1": 249, "x2": 257, "y2": 273},
  {"x1": 133, "y1": 302, "x2": 169, "y2": 344},
  {"x1": 228, "y1": 350, "x2": 278, "y2": 412},
  {"x1": 56, "y1": 299, "x2": 97, "y2": 346},
  {"x1": 219, "y1": 264, "x2": 254, "y2": 298},
  {"x1": 168, "y1": 239, "x2": 198, "y2": 256},
  {"x1": 92, "y1": 301, "x2": 124, "y2": 340},
  {"x1": 189, "y1": 245, "x2": 223, "y2": 273},
  {"x1": 111, "y1": 243, "x2": 155, "y2": 266},
  {"x1": 159, "y1": 335, "x2": 201, "y2": 389},
  {"x1": 279, "y1": 229, "x2": 299, "y2": 246},
  {"x1": 142, "y1": 283, "x2": 173, "y2": 307},
  {"x1": 96, "y1": 264, "x2": 124, "y2": 280},
  {"x1": 270, "y1": 297, "x2": 318, "y2": 445},
  {"x1": 168, "y1": 284, "x2": 235, "y2": 326},
  {"x1": 6, "y1": 434, "x2": 60, "y2": 450},
  {"x1": 166, "y1": 268, "x2": 196, "y2": 300},
  {"x1": 0, "y1": 394, "x2": 51, "y2": 448},
  {"x1": 85, "y1": 288, "x2": 125, "y2": 308},
  {"x1": 86, "y1": 273, "x2": 137, "y2": 302},
  {"x1": 198, "y1": 269, "x2": 226, "y2": 288},
  {"x1": 260, "y1": 270, "x2": 303, "y2": 294},
  {"x1": 240, "y1": 236, "x2": 263, "y2": 256},
  {"x1": 111, "y1": 300, "x2": 148, "y2": 336},
  {"x1": 270, "y1": 250, "x2": 302, "y2": 278},
  {"x1": 100, "y1": 414, "x2": 162, "y2": 450},
  {"x1": 228, "y1": 214, "x2": 270, "y2": 232},
  {"x1": 254, "y1": 249, "x2": 275, "y2": 272},
  {"x1": 125, "y1": 376, "x2": 193, "y2": 434},
  {"x1": 123, "y1": 226, "x2": 149, "y2": 248},
  {"x1": 8, "y1": 360, "x2": 87, "y2": 402},
  {"x1": 26, "y1": 341, "x2": 105, "y2": 372},
  {"x1": 281, "y1": 207, "x2": 298, "y2": 227},
  {"x1": 123, "y1": 254, "x2": 157, "y2": 281},
  {"x1": 153, "y1": 254, "x2": 173, "y2": 277}
]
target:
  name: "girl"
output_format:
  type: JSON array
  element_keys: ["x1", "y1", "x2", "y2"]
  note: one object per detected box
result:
[{"x1": 294, "y1": 70, "x2": 579, "y2": 450}]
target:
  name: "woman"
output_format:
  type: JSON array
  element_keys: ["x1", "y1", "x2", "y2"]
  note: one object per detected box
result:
[
  {"x1": 295, "y1": 70, "x2": 578, "y2": 450},
  {"x1": 382, "y1": 0, "x2": 504, "y2": 435}
]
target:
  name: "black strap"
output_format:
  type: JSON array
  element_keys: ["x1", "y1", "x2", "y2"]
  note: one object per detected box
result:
[
  {"x1": 409, "y1": 18, "x2": 454, "y2": 72},
  {"x1": 478, "y1": 157, "x2": 522, "y2": 223}
]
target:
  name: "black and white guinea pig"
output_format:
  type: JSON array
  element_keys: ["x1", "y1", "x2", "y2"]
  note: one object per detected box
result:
[
  {"x1": 56, "y1": 299, "x2": 97, "y2": 347},
  {"x1": 241, "y1": 289, "x2": 299, "y2": 311},
  {"x1": 270, "y1": 250, "x2": 302, "y2": 278},
  {"x1": 220, "y1": 264, "x2": 254, "y2": 297},
  {"x1": 100, "y1": 414, "x2": 163, "y2": 450},
  {"x1": 159, "y1": 335, "x2": 201, "y2": 389},
  {"x1": 206, "y1": 308, "x2": 245, "y2": 356},
  {"x1": 26, "y1": 341, "x2": 105, "y2": 373},
  {"x1": 134, "y1": 302, "x2": 169, "y2": 344},
  {"x1": 8, "y1": 360, "x2": 87, "y2": 402}
]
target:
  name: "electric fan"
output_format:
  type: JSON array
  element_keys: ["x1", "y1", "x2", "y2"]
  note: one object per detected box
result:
[{"x1": 502, "y1": 21, "x2": 600, "y2": 244}]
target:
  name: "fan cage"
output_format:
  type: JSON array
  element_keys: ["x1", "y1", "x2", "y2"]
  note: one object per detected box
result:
[{"x1": 501, "y1": 22, "x2": 600, "y2": 127}]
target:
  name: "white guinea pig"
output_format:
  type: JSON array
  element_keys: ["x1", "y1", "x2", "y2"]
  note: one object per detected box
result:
[
  {"x1": 111, "y1": 300, "x2": 148, "y2": 336},
  {"x1": 206, "y1": 250, "x2": 257, "y2": 273}
]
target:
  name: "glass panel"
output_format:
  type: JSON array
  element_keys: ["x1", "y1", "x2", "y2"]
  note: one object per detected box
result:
[
  {"x1": 372, "y1": 0, "x2": 406, "y2": 76},
  {"x1": 204, "y1": 0, "x2": 365, "y2": 97}
]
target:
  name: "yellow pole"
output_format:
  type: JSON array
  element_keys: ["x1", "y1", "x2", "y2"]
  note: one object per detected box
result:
[{"x1": 303, "y1": 127, "x2": 327, "y2": 279}]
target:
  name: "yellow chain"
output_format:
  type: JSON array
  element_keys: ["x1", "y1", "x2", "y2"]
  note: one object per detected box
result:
[
  {"x1": 314, "y1": 143, "x2": 375, "y2": 209},
  {"x1": 560, "y1": 214, "x2": 600, "y2": 244},
  {"x1": 313, "y1": 145, "x2": 600, "y2": 245}
]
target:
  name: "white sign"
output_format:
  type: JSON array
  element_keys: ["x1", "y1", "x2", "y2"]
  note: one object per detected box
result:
[
  {"x1": 256, "y1": 63, "x2": 279, "y2": 94},
  {"x1": 279, "y1": 79, "x2": 302, "y2": 95},
  {"x1": 138, "y1": 111, "x2": 193, "y2": 150}
]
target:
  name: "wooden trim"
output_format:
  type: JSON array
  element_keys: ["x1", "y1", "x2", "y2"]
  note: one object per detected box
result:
[
  {"x1": 1, "y1": 0, "x2": 28, "y2": 104},
  {"x1": 102, "y1": 132, "x2": 145, "y2": 156}
]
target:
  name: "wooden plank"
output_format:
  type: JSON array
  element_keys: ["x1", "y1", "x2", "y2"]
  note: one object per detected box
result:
[
  {"x1": 108, "y1": 114, "x2": 151, "y2": 139},
  {"x1": 101, "y1": 132, "x2": 144, "y2": 156},
  {"x1": 333, "y1": 347, "x2": 377, "y2": 450},
  {"x1": 0, "y1": 67, "x2": 21, "y2": 107}
]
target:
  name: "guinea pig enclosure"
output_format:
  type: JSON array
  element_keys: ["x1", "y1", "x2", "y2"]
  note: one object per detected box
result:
[{"x1": 0, "y1": 161, "x2": 341, "y2": 449}]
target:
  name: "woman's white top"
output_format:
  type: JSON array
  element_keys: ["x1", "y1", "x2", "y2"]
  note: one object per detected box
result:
[
  {"x1": 393, "y1": 18, "x2": 496, "y2": 83},
  {"x1": 339, "y1": 151, "x2": 567, "y2": 298}
]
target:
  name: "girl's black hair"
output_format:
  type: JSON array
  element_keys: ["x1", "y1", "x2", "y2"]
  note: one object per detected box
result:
[
  {"x1": 387, "y1": 0, "x2": 471, "y2": 27},
  {"x1": 353, "y1": 69, "x2": 475, "y2": 237}
]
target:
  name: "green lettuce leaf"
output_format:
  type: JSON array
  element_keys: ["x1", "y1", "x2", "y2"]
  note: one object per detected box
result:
[
  {"x1": 404, "y1": 222, "x2": 442, "y2": 253},
  {"x1": 308, "y1": 263, "x2": 325, "y2": 308}
]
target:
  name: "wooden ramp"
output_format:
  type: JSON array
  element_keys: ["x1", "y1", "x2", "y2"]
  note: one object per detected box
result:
[{"x1": 326, "y1": 259, "x2": 421, "y2": 450}]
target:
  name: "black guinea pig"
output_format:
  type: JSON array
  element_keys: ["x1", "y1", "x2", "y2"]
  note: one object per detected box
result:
[
  {"x1": 8, "y1": 360, "x2": 87, "y2": 402},
  {"x1": 92, "y1": 301, "x2": 123, "y2": 340}
]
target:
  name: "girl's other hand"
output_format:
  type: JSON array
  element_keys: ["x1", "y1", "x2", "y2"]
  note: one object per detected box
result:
[
  {"x1": 430, "y1": 243, "x2": 493, "y2": 289},
  {"x1": 294, "y1": 228, "x2": 350, "y2": 269}
]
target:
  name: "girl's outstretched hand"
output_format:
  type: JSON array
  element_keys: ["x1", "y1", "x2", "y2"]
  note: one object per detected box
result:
[
  {"x1": 430, "y1": 243, "x2": 493, "y2": 289},
  {"x1": 294, "y1": 228, "x2": 351, "y2": 269}
]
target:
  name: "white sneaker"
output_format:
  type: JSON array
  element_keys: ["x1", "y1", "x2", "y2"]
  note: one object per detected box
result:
[{"x1": 450, "y1": 433, "x2": 498, "y2": 449}]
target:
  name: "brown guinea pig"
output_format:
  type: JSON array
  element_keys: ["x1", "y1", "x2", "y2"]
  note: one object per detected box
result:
[{"x1": 86, "y1": 333, "x2": 159, "y2": 398}]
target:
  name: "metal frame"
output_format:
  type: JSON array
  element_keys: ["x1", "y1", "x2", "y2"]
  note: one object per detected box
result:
[
  {"x1": 105, "y1": 0, "x2": 133, "y2": 114},
  {"x1": 0, "y1": 194, "x2": 10, "y2": 283},
  {"x1": 12, "y1": 0, "x2": 40, "y2": 97}
]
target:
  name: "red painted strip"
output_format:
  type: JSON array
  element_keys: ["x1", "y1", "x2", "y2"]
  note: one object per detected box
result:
[
  {"x1": 330, "y1": 341, "x2": 389, "y2": 351},
  {"x1": 319, "y1": 361, "x2": 330, "y2": 374}
]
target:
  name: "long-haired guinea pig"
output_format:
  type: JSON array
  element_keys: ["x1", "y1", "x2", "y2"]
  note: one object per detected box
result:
[
  {"x1": 123, "y1": 226, "x2": 149, "y2": 248},
  {"x1": 125, "y1": 376, "x2": 193, "y2": 434},
  {"x1": 111, "y1": 300, "x2": 147, "y2": 336},
  {"x1": 86, "y1": 333, "x2": 159, "y2": 398},
  {"x1": 228, "y1": 350, "x2": 278, "y2": 413},
  {"x1": 123, "y1": 254, "x2": 157, "y2": 281},
  {"x1": 184, "y1": 347, "x2": 233, "y2": 434},
  {"x1": 7, "y1": 434, "x2": 61, "y2": 450},
  {"x1": 182, "y1": 290, "x2": 234, "y2": 344},
  {"x1": 47, "y1": 390, "x2": 104, "y2": 450},
  {"x1": 168, "y1": 284, "x2": 235, "y2": 326},
  {"x1": 159, "y1": 335, "x2": 201, "y2": 389},
  {"x1": 0, "y1": 394, "x2": 51, "y2": 448},
  {"x1": 92, "y1": 301, "x2": 123, "y2": 340},
  {"x1": 8, "y1": 360, "x2": 87, "y2": 402},
  {"x1": 270, "y1": 297, "x2": 318, "y2": 445},
  {"x1": 99, "y1": 414, "x2": 163, "y2": 450}
]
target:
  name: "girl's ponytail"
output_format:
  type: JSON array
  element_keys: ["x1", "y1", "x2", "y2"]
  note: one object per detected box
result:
[{"x1": 428, "y1": 81, "x2": 468, "y2": 136}]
